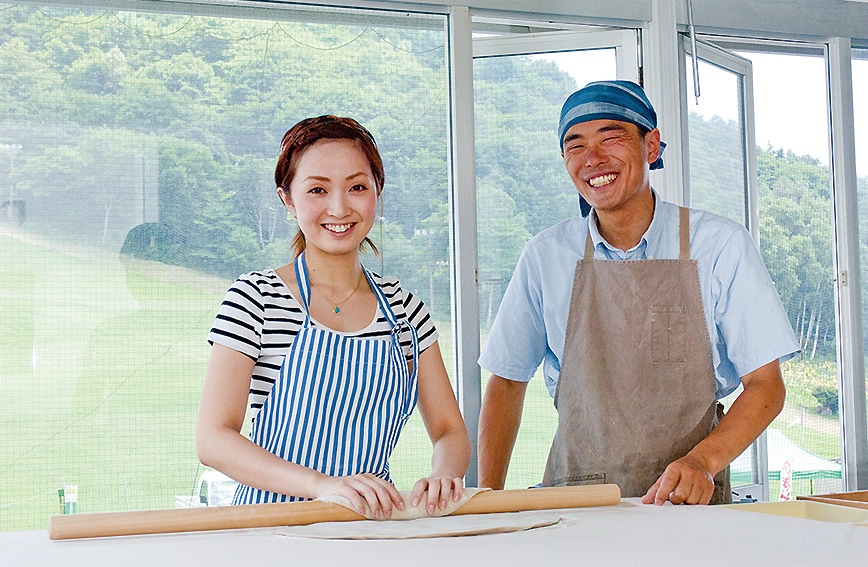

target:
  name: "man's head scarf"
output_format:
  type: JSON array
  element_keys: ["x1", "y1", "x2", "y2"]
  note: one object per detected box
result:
[{"x1": 558, "y1": 80, "x2": 666, "y2": 216}]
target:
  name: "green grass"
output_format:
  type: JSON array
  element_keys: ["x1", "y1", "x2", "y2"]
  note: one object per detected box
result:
[
  {"x1": 0, "y1": 228, "x2": 853, "y2": 530},
  {"x1": 0, "y1": 230, "x2": 227, "y2": 531}
]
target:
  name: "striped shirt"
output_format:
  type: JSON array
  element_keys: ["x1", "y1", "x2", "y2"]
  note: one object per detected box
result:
[{"x1": 208, "y1": 269, "x2": 438, "y2": 418}]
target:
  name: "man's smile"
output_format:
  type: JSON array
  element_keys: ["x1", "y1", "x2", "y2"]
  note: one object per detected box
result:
[{"x1": 587, "y1": 173, "x2": 619, "y2": 188}]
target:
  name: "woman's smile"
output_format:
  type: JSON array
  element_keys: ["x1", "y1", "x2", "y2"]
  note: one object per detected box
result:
[{"x1": 323, "y1": 222, "x2": 356, "y2": 234}]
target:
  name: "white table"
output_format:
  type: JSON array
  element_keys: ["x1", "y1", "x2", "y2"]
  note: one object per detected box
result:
[{"x1": 3, "y1": 499, "x2": 867, "y2": 566}]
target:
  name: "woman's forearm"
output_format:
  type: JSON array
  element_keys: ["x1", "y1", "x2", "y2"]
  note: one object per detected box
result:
[
  {"x1": 197, "y1": 343, "x2": 326, "y2": 499},
  {"x1": 429, "y1": 426, "x2": 471, "y2": 478},
  {"x1": 197, "y1": 423, "x2": 326, "y2": 499}
]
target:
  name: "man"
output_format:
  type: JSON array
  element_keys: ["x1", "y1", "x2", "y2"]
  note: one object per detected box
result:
[{"x1": 477, "y1": 80, "x2": 799, "y2": 505}]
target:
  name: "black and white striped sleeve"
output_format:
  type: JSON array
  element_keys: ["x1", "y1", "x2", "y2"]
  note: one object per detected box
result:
[
  {"x1": 377, "y1": 276, "x2": 439, "y2": 357},
  {"x1": 208, "y1": 273, "x2": 266, "y2": 360},
  {"x1": 402, "y1": 290, "x2": 438, "y2": 353}
]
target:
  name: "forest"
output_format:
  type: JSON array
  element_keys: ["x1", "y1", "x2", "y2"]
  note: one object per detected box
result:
[{"x1": 0, "y1": 4, "x2": 858, "y2": 360}]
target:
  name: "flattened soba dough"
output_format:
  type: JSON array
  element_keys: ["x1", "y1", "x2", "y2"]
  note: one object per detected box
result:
[
  {"x1": 276, "y1": 511, "x2": 563, "y2": 540},
  {"x1": 317, "y1": 487, "x2": 490, "y2": 520},
  {"x1": 275, "y1": 489, "x2": 562, "y2": 540}
]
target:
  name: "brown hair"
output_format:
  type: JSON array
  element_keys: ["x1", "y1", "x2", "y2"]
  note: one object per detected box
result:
[{"x1": 276, "y1": 115, "x2": 384, "y2": 258}]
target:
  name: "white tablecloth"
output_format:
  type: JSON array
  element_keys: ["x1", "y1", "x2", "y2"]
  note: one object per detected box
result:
[{"x1": 3, "y1": 499, "x2": 867, "y2": 566}]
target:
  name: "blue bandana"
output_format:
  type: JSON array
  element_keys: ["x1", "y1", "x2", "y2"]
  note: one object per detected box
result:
[{"x1": 558, "y1": 81, "x2": 666, "y2": 216}]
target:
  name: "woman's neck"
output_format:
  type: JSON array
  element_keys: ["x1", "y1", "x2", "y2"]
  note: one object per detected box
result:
[{"x1": 303, "y1": 247, "x2": 364, "y2": 293}]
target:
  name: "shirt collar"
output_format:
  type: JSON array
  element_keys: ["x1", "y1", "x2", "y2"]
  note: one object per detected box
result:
[{"x1": 588, "y1": 189, "x2": 663, "y2": 260}]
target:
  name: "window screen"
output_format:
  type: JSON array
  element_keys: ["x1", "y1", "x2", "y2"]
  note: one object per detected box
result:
[
  {"x1": 474, "y1": 49, "x2": 616, "y2": 489},
  {"x1": 739, "y1": 51, "x2": 842, "y2": 499},
  {"x1": 0, "y1": 3, "x2": 449, "y2": 530}
]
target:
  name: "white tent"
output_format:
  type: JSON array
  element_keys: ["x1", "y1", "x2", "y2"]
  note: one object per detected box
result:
[{"x1": 731, "y1": 428, "x2": 841, "y2": 485}]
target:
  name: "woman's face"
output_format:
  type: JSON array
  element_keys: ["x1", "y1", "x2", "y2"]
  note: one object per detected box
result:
[{"x1": 280, "y1": 139, "x2": 379, "y2": 259}]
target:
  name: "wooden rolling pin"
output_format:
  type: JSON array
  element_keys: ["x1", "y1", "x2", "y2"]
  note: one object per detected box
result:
[{"x1": 48, "y1": 484, "x2": 620, "y2": 540}]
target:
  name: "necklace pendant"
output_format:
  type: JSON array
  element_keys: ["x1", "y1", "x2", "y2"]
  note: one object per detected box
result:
[{"x1": 334, "y1": 307, "x2": 341, "y2": 314}]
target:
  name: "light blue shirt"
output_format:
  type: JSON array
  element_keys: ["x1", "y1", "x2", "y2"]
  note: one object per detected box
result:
[{"x1": 478, "y1": 195, "x2": 800, "y2": 399}]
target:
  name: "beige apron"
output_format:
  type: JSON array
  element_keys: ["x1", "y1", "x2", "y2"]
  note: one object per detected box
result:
[{"x1": 542, "y1": 207, "x2": 730, "y2": 504}]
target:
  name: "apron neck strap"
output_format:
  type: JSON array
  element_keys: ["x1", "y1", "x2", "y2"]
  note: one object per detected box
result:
[
  {"x1": 584, "y1": 222, "x2": 595, "y2": 260},
  {"x1": 295, "y1": 251, "x2": 404, "y2": 329},
  {"x1": 679, "y1": 206, "x2": 690, "y2": 260},
  {"x1": 294, "y1": 253, "x2": 312, "y2": 325},
  {"x1": 583, "y1": 207, "x2": 691, "y2": 260}
]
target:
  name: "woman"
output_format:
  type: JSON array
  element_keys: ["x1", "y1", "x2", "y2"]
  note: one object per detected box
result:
[{"x1": 197, "y1": 116, "x2": 470, "y2": 518}]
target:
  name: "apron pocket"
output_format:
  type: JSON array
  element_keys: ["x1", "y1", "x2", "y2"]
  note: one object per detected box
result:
[{"x1": 650, "y1": 305, "x2": 686, "y2": 362}]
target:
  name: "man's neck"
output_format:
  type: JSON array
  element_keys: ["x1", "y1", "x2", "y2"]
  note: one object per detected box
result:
[{"x1": 594, "y1": 189, "x2": 655, "y2": 251}]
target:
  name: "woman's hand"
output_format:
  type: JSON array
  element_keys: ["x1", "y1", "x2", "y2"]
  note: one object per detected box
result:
[
  {"x1": 314, "y1": 473, "x2": 404, "y2": 518},
  {"x1": 412, "y1": 341, "x2": 471, "y2": 515},
  {"x1": 411, "y1": 475, "x2": 464, "y2": 515}
]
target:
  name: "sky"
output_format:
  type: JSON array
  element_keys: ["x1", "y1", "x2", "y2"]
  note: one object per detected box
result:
[{"x1": 537, "y1": 49, "x2": 868, "y2": 175}]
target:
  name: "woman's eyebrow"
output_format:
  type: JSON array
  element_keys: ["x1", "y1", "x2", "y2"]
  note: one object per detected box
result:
[{"x1": 345, "y1": 171, "x2": 368, "y2": 181}]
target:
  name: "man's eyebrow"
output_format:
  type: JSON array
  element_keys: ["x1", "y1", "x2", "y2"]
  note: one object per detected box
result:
[
  {"x1": 563, "y1": 123, "x2": 629, "y2": 145},
  {"x1": 598, "y1": 124, "x2": 628, "y2": 134}
]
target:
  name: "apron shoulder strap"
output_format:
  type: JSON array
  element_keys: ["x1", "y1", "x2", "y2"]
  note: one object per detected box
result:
[
  {"x1": 583, "y1": 222, "x2": 595, "y2": 260},
  {"x1": 293, "y1": 252, "x2": 312, "y2": 325},
  {"x1": 365, "y1": 269, "x2": 420, "y2": 383},
  {"x1": 679, "y1": 206, "x2": 690, "y2": 260}
]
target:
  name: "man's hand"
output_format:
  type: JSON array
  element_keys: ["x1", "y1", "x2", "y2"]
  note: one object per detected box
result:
[
  {"x1": 641, "y1": 454, "x2": 715, "y2": 505},
  {"x1": 641, "y1": 359, "x2": 786, "y2": 506}
]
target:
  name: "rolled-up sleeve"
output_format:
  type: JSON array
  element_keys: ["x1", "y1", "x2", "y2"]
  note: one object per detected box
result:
[
  {"x1": 710, "y1": 225, "x2": 800, "y2": 396},
  {"x1": 479, "y1": 243, "x2": 549, "y2": 382}
]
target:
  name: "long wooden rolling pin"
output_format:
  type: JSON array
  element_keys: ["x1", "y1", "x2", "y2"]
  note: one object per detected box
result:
[{"x1": 48, "y1": 483, "x2": 620, "y2": 540}]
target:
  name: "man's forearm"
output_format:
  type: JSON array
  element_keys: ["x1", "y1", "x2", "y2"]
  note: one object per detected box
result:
[
  {"x1": 687, "y1": 360, "x2": 786, "y2": 475},
  {"x1": 477, "y1": 374, "x2": 528, "y2": 489}
]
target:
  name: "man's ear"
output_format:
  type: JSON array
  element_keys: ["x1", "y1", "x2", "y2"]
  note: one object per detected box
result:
[
  {"x1": 645, "y1": 128, "x2": 662, "y2": 164},
  {"x1": 277, "y1": 187, "x2": 296, "y2": 217}
]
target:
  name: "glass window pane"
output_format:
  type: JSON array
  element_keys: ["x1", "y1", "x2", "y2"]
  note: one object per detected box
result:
[
  {"x1": 737, "y1": 51, "x2": 842, "y2": 500},
  {"x1": 0, "y1": 4, "x2": 449, "y2": 531},
  {"x1": 474, "y1": 49, "x2": 615, "y2": 489},
  {"x1": 684, "y1": 54, "x2": 761, "y2": 488},
  {"x1": 685, "y1": 58, "x2": 747, "y2": 226}
]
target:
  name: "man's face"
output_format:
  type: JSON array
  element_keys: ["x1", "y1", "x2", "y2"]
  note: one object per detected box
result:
[{"x1": 561, "y1": 119, "x2": 660, "y2": 214}]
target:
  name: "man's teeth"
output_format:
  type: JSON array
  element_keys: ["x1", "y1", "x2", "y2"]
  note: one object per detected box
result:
[
  {"x1": 325, "y1": 223, "x2": 352, "y2": 233},
  {"x1": 588, "y1": 173, "x2": 618, "y2": 188}
]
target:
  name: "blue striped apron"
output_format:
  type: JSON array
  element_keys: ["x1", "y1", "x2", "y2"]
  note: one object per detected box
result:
[{"x1": 233, "y1": 252, "x2": 419, "y2": 504}]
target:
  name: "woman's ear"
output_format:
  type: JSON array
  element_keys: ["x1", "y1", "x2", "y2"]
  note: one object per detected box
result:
[{"x1": 277, "y1": 187, "x2": 296, "y2": 217}]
